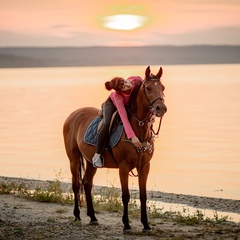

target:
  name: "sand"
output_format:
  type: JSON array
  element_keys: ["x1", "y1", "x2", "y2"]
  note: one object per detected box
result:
[{"x1": 0, "y1": 176, "x2": 239, "y2": 239}]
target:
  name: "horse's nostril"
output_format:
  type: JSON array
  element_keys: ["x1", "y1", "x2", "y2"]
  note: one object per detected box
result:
[{"x1": 156, "y1": 105, "x2": 167, "y2": 113}]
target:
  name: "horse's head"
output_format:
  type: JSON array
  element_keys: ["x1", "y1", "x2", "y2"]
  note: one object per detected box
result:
[{"x1": 143, "y1": 66, "x2": 167, "y2": 117}]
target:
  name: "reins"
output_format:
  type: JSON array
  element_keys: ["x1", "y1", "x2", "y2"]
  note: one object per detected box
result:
[
  {"x1": 151, "y1": 116, "x2": 162, "y2": 136},
  {"x1": 127, "y1": 108, "x2": 152, "y2": 142},
  {"x1": 127, "y1": 80, "x2": 164, "y2": 177},
  {"x1": 129, "y1": 116, "x2": 163, "y2": 177}
]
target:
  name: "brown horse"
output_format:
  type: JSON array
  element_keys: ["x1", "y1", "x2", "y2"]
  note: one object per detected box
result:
[{"x1": 63, "y1": 66, "x2": 167, "y2": 231}]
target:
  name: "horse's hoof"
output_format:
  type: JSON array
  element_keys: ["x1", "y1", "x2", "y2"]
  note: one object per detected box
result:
[
  {"x1": 123, "y1": 226, "x2": 132, "y2": 234},
  {"x1": 142, "y1": 227, "x2": 152, "y2": 232},
  {"x1": 123, "y1": 228, "x2": 132, "y2": 234},
  {"x1": 89, "y1": 220, "x2": 99, "y2": 225},
  {"x1": 74, "y1": 217, "x2": 81, "y2": 221}
]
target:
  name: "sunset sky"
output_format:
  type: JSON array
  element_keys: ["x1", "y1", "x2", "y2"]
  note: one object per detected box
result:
[{"x1": 0, "y1": 0, "x2": 240, "y2": 47}]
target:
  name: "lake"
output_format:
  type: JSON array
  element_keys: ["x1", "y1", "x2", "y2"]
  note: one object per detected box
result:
[{"x1": 0, "y1": 64, "x2": 239, "y2": 200}]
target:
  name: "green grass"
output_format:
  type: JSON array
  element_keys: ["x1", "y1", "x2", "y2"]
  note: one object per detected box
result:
[
  {"x1": 93, "y1": 185, "x2": 123, "y2": 213},
  {"x1": 28, "y1": 180, "x2": 73, "y2": 204},
  {"x1": 0, "y1": 176, "x2": 73, "y2": 204}
]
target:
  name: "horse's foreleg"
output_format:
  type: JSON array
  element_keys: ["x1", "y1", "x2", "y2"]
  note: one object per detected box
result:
[
  {"x1": 119, "y1": 167, "x2": 131, "y2": 231},
  {"x1": 83, "y1": 161, "x2": 98, "y2": 224},
  {"x1": 138, "y1": 162, "x2": 151, "y2": 230}
]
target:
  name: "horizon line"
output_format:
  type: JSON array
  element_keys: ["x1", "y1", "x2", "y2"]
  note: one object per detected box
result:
[{"x1": 0, "y1": 44, "x2": 240, "y2": 49}]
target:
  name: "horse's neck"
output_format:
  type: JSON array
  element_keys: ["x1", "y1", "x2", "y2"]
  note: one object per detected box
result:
[{"x1": 130, "y1": 95, "x2": 152, "y2": 142}]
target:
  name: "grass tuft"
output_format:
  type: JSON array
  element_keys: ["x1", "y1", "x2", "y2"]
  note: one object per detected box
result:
[{"x1": 0, "y1": 171, "x2": 73, "y2": 204}]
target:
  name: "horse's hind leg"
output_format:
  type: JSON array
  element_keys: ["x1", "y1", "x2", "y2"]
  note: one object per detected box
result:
[
  {"x1": 83, "y1": 161, "x2": 98, "y2": 224},
  {"x1": 69, "y1": 151, "x2": 82, "y2": 221}
]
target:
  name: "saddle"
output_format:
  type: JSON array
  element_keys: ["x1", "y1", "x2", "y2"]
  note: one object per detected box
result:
[
  {"x1": 97, "y1": 110, "x2": 118, "y2": 133},
  {"x1": 84, "y1": 110, "x2": 123, "y2": 148}
]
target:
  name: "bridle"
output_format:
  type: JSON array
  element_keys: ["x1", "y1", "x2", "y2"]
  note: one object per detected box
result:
[
  {"x1": 128, "y1": 78, "x2": 165, "y2": 177},
  {"x1": 127, "y1": 78, "x2": 165, "y2": 142},
  {"x1": 142, "y1": 79, "x2": 165, "y2": 107}
]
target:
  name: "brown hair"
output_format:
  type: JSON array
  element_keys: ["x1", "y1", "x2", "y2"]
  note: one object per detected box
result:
[{"x1": 105, "y1": 77, "x2": 125, "y2": 91}]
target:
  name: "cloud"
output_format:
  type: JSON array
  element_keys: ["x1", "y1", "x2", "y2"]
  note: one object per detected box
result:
[{"x1": 50, "y1": 25, "x2": 70, "y2": 29}]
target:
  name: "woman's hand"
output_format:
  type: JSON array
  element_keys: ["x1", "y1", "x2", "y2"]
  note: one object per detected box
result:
[{"x1": 131, "y1": 135, "x2": 141, "y2": 149}]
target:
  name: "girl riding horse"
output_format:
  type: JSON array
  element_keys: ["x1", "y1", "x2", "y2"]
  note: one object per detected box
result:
[
  {"x1": 63, "y1": 66, "x2": 167, "y2": 231},
  {"x1": 92, "y1": 76, "x2": 143, "y2": 167}
]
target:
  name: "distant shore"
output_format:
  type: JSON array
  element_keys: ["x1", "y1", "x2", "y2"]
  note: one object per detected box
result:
[
  {"x1": 0, "y1": 45, "x2": 240, "y2": 68},
  {"x1": 0, "y1": 176, "x2": 239, "y2": 215}
]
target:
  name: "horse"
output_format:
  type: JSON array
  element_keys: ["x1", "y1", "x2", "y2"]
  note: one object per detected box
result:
[{"x1": 63, "y1": 66, "x2": 167, "y2": 231}]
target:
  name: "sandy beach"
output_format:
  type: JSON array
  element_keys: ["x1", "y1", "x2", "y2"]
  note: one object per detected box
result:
[{"x1": 0, "y1": 176, "x2": 239, "y2": 239}]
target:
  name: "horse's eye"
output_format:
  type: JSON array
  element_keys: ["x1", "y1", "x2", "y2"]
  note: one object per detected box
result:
[{"x1": 146, "y1": 86, "x2": 151, "y2": 92}]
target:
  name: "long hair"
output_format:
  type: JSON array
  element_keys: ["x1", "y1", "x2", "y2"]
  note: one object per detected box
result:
[{"x1": 105, "y1": 77, "x2": 125, "y2": 91}]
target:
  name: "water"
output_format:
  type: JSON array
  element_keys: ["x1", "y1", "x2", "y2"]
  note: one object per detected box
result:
[{"x1": 0, "y1": 65, "x2": 240, "y2": 200}]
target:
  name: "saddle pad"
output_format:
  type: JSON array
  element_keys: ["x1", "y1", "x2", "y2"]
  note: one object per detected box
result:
[{"x1": 84, "y1": 116, "x2": 123, "y2": 148}]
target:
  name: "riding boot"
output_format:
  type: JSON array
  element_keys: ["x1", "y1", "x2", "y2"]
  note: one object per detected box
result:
[{"x1": 92, "y1": 153, "x2": 103, "y2": 168}]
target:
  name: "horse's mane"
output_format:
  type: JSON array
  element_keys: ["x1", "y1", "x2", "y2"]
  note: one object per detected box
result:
[
  {"x1": 126, "y1": 78, "x2": 143, "y2": 113},
  {"x1": 126, "y1": 74, "x2": 160, "y2": 115}
]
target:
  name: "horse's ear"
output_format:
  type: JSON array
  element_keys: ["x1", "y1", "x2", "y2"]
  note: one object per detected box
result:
[
  {"x1": 145, "y1": 66, "x2": 151, "y2": 78},
  {"x1": 156, "y1": 67, "x2": 163, "y2": 79}
]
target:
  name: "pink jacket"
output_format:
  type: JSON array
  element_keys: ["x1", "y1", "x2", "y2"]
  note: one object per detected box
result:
[{"x1": 109, "y1": 76, "x2": 142, "y2": 139}]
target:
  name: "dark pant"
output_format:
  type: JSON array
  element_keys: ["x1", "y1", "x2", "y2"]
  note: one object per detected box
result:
[{"x1": 96, "y1": 97, "x2": 116, "y2": 154}]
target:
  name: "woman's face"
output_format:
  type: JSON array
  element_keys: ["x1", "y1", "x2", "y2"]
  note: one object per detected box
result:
[{"x1": 120, "y1": 80, "x2": 132, "y2": 92}]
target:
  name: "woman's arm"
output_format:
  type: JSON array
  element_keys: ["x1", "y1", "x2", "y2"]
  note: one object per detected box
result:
[{"x1": 113, "y1": 93, "x2": 135, "y2": 139}]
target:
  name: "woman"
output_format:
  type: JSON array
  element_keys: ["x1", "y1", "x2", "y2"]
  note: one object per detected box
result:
[{"x1": 92, "y1": 76, "x2": 143, "y2": 167}]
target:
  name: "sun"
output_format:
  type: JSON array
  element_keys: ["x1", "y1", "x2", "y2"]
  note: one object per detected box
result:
[{"x1": 102, "y1": 14, "x2": 148, "y2": 31}]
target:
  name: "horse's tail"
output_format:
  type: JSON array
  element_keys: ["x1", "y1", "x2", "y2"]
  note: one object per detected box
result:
[{"x1": 79, "y1": 152, "x2": 85, "y2": 207}]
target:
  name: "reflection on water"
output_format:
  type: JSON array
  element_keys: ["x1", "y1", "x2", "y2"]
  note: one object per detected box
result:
[
  {"x1": 0, "y1": 65, "x2": 240, "y2": 200},
  {"x1": 152, "y1": 200, "x2": 240, "y2": 223}
]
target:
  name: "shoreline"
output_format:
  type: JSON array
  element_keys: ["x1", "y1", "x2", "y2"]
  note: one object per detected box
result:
[{"x1": 1, "y1": 175, "x2": 239, "y2": 216}]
